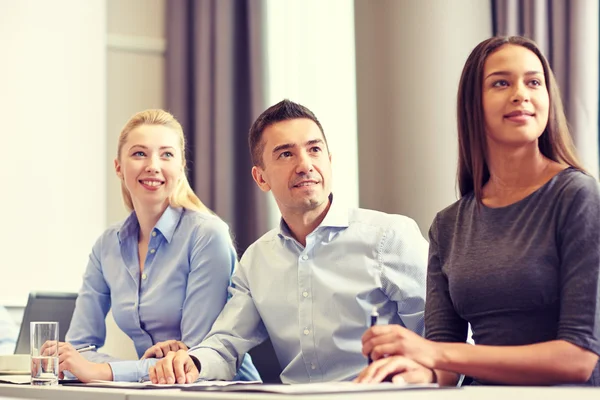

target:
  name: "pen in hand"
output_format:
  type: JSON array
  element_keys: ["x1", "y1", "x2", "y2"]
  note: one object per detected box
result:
[
  {"x1": 76, "y1": 345, "x2": 96, "y2": 353},
  {"x1": 368, "y1": 306, "x2": 379, "y2": 365}
]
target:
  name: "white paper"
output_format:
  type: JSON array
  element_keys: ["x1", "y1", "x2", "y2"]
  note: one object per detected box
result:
[
  {"x1": 79, "y1": 379, "x2": 262, "y2": 389},
  {"x1": 0, "y1": 374, "x2": 31, "y2": 384},
  {"x1": 215, "y1": 382, "x2": 440, "y2": 394}
]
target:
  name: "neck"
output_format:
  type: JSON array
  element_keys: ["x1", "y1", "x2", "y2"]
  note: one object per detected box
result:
[
  {"x1": 486, "y1": 141, "x2": 550, "y2": 190},
  {"x1": 281, "y1": 199, "x2": 331, "y2": 247},
  {"x1": 133, "y1": 202, "x2": 168, "y2": 243}
]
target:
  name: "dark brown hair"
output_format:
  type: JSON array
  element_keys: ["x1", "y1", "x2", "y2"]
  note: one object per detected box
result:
[
  {"x1": 248, "y1": 99, "x2": 329, "y2": 168},
  {"x1": 457, "y1": 36, "x2": 584, "y2": 202}
]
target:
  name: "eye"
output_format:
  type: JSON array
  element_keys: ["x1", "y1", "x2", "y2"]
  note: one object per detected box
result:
[
  {"x1": 278, "y1": 151, "x2": 292, "y2": 159},
  {"x1": 492, "y1": 80, "x2": 509, "y2": 87},
  {"x1": 132, "y1": 151, "x2": 146, "y2": 157},
  {"x1": 163, "y1": 151, "x2": 174, "y2": 158},
  {"x1": 310, "y1": 146, "x2": 322, "y2": 153},
  {"x1": 529, "y1": 79, "x2": 543, "y2": 86}
]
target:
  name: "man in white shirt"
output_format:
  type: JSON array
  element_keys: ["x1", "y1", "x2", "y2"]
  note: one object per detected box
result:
[
  {"x1": 0, "y1": 306, "x2": 18, "y2": 355},
  {"x1": 150, "y1": 99, "x2": 428, "y2": 384}
]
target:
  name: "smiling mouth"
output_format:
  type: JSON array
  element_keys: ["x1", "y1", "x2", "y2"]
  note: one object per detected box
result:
[
  {"x1": 139, "y1": 180, "x2": 164, "y2": 187},
  {"x1": 293, "y1": 181, "x2": 319, "y2": 188}
]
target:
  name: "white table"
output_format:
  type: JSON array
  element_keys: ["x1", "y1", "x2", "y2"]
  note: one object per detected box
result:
[{"x1": 1, "y1": 383, "x2": 600, "y2": 400}]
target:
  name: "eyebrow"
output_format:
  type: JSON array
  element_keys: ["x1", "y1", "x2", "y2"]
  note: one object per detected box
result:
[
  {"x1": 272, "y1": 139, "x2": 325, "y2": 155},
  {"x1": 129, "y1": 145, "x2": 176, "y2": 151},
  {"x1": 484, "y1": 70, "x2": 543, "y2": 80}
]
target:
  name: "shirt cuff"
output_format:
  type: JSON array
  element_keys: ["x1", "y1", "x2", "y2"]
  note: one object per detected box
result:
[
  {"x1": 189, "y1": 347, "x2": 234, "y2": 381},
  {"x1": 108, "y1": 359, "x2": 157, "y2": 382}
]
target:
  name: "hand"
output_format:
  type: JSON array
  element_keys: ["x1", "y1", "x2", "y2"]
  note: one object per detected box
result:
[
  {"x1": 142, "y1": 340, "x2": 188, "y2": 359},
  {"x1": 362, "y1": 325, "x2": 439, "y2": 369},
  {"x1": 149, "y1": 349, "x2": 198, "y2": 384},
  {"x1": 354, "y1": 355, "x2": 436, "y2": 384},
  {"x1": 56, "y1": 342, "x2": 112, "y2": 382}
]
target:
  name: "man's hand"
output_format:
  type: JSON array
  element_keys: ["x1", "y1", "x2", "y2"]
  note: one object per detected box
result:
[
  {"x1": 362, "y1": 325, "x2": 440, "y2": 369},
  {"x1": 142, "y1": 340, "x2": 188, "y2": 359},
  {"x1": 354, "y1": 355, "x2": 435, "y2": 384},
  {"x1": 149, "y1": 349, "x2": 199, "y2": 384}
]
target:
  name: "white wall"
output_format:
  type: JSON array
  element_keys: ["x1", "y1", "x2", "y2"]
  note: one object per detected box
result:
[
  {"x1": 265, "y1": 0, "x2": 359, "y2": 224},
  {"x1": 355, "y1": 0, "x2": 492, "y2": 234},
  {"x1": 0, "y1": 0, "x2": 107, "y2": 306}
]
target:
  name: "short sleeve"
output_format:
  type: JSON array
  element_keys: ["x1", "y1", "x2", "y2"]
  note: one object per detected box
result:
[
  {"x1": 556, "y1": 178, "x2": 600, "y2": 355},
  {"x1": 424, "y1": 214, "x2": 468, "y2": 343}
]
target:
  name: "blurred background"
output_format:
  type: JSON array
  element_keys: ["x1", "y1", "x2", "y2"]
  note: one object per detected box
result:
[{"x1": 0, "y1": 0, "x2": 598, "y2": 360}]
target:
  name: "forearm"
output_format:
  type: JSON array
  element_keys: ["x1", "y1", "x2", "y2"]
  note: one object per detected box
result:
[{"x1": 435, "y1": 340, "x2": 597, "y2": 385}]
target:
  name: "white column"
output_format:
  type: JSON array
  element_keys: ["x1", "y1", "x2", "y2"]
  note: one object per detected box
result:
[{"x1": 355, "y1": 0, "x2": 492, "y2": 234}]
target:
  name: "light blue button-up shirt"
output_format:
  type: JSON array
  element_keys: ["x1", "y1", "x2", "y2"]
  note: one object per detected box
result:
[
  {"x1": 189, "y1": 197, "x2": 428, "y2": 383},
  {"x1": 66, "y1": 206, "x2": 259, "y2": 382},
  {"x1": 0, "y1": 306, "x2": 18, "y2": 355}
]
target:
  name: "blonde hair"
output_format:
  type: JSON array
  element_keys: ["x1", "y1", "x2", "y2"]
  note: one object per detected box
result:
[{"x1": 117, "y1": 109, "x2": 210, "y2": 213}]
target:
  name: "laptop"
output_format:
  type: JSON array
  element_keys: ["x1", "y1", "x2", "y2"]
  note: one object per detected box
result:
[{"x1": 14, "y1": 292, "x2": 78, "y2": 354}]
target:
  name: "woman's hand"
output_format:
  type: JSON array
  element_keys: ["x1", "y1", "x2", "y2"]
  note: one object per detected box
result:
[
  {"x1": 142, "y1": 340, "x2": 188, "y2": 360},
  {"x1": 354, "y1": 355, "x2": 436, "y2": 384},
  {"x1": 56, "y1": 342, "x2": 112, "y2": 382},
  {"x1": 362, "y1": 325, "x2": 440, "y2": 369}
]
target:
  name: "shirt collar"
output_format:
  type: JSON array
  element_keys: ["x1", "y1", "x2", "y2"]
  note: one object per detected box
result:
[
  {"x1": 117, "y1": 206, "x2": 183, "y2": 244},
  {"x1": 277, "y1": 193, "x2": 349, "y2": 240}
]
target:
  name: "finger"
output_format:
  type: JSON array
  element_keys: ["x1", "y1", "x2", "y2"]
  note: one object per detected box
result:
[
  {"x1": 184, "y1": 357, "x2": 199, "y2": 383},
  {"x1": 169, "y1": 342, "x2": 180, "y2": 352},
  {"x1": 371, "y1": 341, "x2": 406, "y2": 361},
  {"x1": 371, "y1": 358, "x2": 410, "y2": 384},
  {"x1": 141, "y1": 348, "x2": 153, "y2": 360},
  {"x1": 161, "y1": 353, "x2": 176, "y2": 384},
  {"x1": 363, "y1": 331, "x2": 401, "y2": 357},
  {"x1": 149, "y1": 365, "x2": 157, "y2": 384},
  {"x1": 172, "y1": 352, "x2": 188, "y2": 384},
  {"x1": 178, "y1": 341, "x2": 189, "y2": 351},
  {"x1": 395, "y1": 368, "x2": 434, "y2": 384}
]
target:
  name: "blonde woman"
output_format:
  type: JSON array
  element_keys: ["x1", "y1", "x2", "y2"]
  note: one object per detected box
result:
[{"x1": 55, "y1": 109, "x2": 259, "y2": 383}]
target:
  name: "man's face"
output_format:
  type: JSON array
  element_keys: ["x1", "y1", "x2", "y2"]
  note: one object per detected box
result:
[{"x1": 252, "y1": 118, "x2": 332, "y2": 215}]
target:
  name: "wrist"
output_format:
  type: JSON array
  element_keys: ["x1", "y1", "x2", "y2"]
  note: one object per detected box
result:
[
  {"x1": 431, "y1": 341, "x2": 447, "y2": 370},
  {"x1": 96, "y1": 363, "x2": 114, "y2": 381},
  {"x1": 190, "y1": 355, "x2": 201, "y2": 373}
]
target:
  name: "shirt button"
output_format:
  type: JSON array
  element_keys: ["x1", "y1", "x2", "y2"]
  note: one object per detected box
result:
[
  {"x1": 152, "y1": 231, "x2": 157, "y2": 237},
  {"x1": 301, "y1": 255, "x2": 308, "y2": 261},
  {"x1": 302, "y1": 291, "x2": 309, "y2": 298},
  {"x1": 141, "y1": 273, "x2": 147, "y2": 280},
  {"x1": 150, "y1": 249, "x2": 156, "y2": 254},
  {"x1": 303, "y1": 329, "x2": 310, "y2": 335},
  {"x1": 311, "y1": 364, "x2": 316, "y2": 370}
]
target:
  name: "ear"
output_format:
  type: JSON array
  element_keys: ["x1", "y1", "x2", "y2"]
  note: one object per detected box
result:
[
  {"x1": 252, "y1": 166, "x2": 271, "y2": 192},
  {"x1": 114, "y1": 158, "x2": 123, "y2": 180},
  {"x1": 329, "y1": 152, "x2": 332, "y2": 163}
]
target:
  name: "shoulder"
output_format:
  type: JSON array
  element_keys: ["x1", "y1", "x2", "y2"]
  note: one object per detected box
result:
[
  {"x1": 239, "y1": 227, "x2": 280, "y2": 264},
  {"x1": 179, "y1": 209, "x2": 232, "y2": 239},
  {"x1": 93, "y1": 218, "x2": 127, "y2": 250},
  {"x1": 551, "y1": 168, "x2": 600, "y2": 201},
  {"x1": 348, "y1": 208, "x2": 424, "y2": 244}
]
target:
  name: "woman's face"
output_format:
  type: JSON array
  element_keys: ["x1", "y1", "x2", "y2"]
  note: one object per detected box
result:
[
  {"x1": 481, "y1": 44, "x2": 550, "y2": 150},
  {"x1": 115, "y1": 124, "x2": 183, "y2": 211}
]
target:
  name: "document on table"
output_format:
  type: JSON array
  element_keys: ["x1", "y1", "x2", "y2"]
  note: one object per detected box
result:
[
  {"x1": 181, "y1": 382, "x2": 445, "y2": 394},
  {"x1": 62, "y1": 379, "x2": 262, "y2": 390},
  {"x1": 0, "y1": 374, "x2": 30, "y2": 384}
]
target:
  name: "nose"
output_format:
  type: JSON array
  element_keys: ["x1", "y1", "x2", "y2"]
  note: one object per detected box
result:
[
  {"x1": 145, "y1": 156, "x2": 160, "y2": 174},
  {"x1": 295, "y1": 151, "x2": 314, "y2": 174},
  {"x1": 511, "y1": 81, "x2": 530, "y2": 104}
]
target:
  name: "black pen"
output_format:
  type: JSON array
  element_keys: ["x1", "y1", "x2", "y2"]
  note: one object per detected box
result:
[{"x1": 368, "y1": 306, "x2": 379, "y2": 364}]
